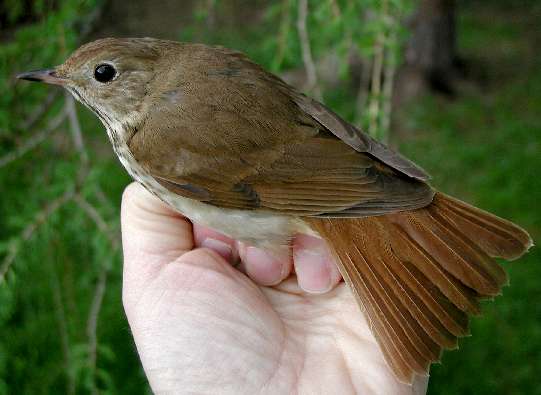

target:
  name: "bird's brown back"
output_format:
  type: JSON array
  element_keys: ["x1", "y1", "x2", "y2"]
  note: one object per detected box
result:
[{"x1": 127, "y1": 41, "x2": 434, "y2": 216}]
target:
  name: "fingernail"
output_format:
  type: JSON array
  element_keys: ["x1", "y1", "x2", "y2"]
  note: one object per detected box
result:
[
  {"x1": 200, "y1": 238, "x2": 233, "y2": 261},
  {"x1": 245, "y1": 247, "x2": 285, "y2": 286},
  {"x1": 294, "y1": 248, "x2": 331, "y2": 293}
]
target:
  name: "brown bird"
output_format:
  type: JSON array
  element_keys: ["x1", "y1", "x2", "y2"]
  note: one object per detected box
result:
[{"x1": 18, "y1": 38, "x2": 532, "y2": 383}]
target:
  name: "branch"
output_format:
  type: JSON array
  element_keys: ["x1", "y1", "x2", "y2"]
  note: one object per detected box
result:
[
  {"x1": 355, "y1": 58, "x2": 372, "y2": 126},
  {"x1": 65, "y1": 93, "x2": 89, "y2": 167},
  {"x1": 77, "y1": 4, "x2": 104, "y2": 39},
  {"x1": 329, "y1": 0, "x2": 341, "y2": 19},
  {"x1": 297, "y1": 0, "x2": 322, "y2": 101},
  {"x1": 74, "y1": 193, "x2": 119, "y2": 395},
  {"x1": 19, "y1": 90, "x2": 61, "y2": 130},
  {"x1": 0, "y1": 189, "x2": 74, "y2": 284},
  {"x1": 367, "y1": 28, "x2": 385, "y2": 138},
  {"x1": 205, "y1": 0, "x2": 217, "y2": 30},
  {"x1": 93, "y1": 187, "x2": 113, "y2": 212},
  {"x1": 74, "y1": 195, "x2": 120, "y2": 251},
  {"x1": 50, "y1": 260, "x2": 76, "y2": 395},
  {"x1": 274, "y1": 0, "x2": 292, "y2": 70},
  {"x1": 380, "y1": 26, "x2": 398, "y2": 142},
  {"x1": 367, "y1": 0, "x2": 389, "y2": 140},
  {"x1": 86, "y1": 266, "x2": 107, "y2": 395},
  {"x1": 0, "y1": 108, "x2": 67, "y2": 168}
]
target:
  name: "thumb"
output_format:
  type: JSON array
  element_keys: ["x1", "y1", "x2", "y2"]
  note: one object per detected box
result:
[
  {"x1": 120, "y1": 183, "x2": 251, "y2": 319},
  {"x1": 121, "y1": 182, "x2": 193, "y2": 309}
]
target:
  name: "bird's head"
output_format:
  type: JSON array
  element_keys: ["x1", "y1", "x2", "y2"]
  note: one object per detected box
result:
[{"x1": 17, "y1": 37, "x2": 165, "y2": 128}]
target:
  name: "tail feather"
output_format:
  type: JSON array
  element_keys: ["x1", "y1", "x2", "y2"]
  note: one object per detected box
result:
[
  {"x1": 387, "y1": 207, "x2": 507, "y2": 296},
  {"x1": 306, "y1": 192, "x2": 532, "y2": 383},
  {"x1": 433, "y1": 193, "x2": 533, "y2": 260},
  {"x1": 352, "y1": 245, "x2": 439, "y2": 368},
  {"x1": 369, "y1": 226, "x2": 467, "y2": 343},
  {"x1": 388, "y1": 222, "x2": 483, "y2": 315},
  {"x1": 340, "y1": 246, "x2": 432, "y2": 379},
  {"x1": 354, "y1": 224, "x2": 443, "y2": 362}
]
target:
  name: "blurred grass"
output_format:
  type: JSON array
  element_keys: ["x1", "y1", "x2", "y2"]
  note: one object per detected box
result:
[{"x1": 398, "y1": 4, "x2": 541, "y2": 394}]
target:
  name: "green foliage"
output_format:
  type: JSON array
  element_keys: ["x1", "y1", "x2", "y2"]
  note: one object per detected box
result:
[
  {"x1": 0, "y1": 1, "x2": 145, "y2": 394},
  {"x1": 1, "y1": 1, "x2": 539, "y2": 395},
  {"x1": 398, "y1": 5, "x2": 541, "y2": 393}
]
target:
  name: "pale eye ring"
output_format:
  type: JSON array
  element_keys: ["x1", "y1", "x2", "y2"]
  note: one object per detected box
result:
[{"x1": 94, "y1": 63, "x2": 117, "y2": 83}]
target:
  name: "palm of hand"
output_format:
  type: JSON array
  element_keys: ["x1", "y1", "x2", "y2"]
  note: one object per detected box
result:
[{"x1": 121, "y1": 184, "x2": 426, "y2": 394}]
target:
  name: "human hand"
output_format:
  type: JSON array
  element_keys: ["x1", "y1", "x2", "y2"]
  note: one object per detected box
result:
[{"x1": 121, "y1": 183, "x2": 428, "y2": 394}]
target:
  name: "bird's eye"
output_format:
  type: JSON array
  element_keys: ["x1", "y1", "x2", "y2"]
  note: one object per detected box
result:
[{"x1": 94, "y1": 64, "x2": 116, "y2": 83}]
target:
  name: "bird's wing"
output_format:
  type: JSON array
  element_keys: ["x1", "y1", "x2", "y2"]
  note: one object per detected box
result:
[
  {"x1": 290, "y1": 93, "x2": 430, "y2": 181},
  {"x1": 227, "y1": 47, "x2": 430, "y2": 181},
  {"x1": 130, "y1": 108, "x2": 433, "y2": 217},
  {"x1": 130, "y1": 47, "x2": 433, "y2": 216}
]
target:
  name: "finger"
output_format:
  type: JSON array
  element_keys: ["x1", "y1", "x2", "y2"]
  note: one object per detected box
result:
[
  {"x1": 121, "y1": 182, "x2": 193, "y2": 308},
  {"x1": 193, "y1": 224, "x2": 238, "y2": 263},
  {"x1": 293, "y1": 234, "x2": 342, "y2": 294},
  {"x1": 238, "y1": 243, "x2": 293, "y2": 286}
]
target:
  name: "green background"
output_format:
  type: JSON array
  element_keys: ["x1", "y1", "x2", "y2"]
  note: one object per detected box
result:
[{"x1": 1, "y1": 1, "x2": 539, "y2": 394}]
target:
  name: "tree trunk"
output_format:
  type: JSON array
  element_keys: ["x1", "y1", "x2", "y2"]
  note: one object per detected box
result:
[{"x1": 395, "y1": 0, "x2": 458, "y2": 106}]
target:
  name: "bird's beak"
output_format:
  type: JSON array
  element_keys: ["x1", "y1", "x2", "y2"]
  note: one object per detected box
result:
[{"x1": 16, "y1": 68, "x2": 67, "y2": 86}]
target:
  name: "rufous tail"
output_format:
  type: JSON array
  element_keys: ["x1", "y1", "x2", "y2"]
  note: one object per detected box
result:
[{"x1": 306, "y1": 192, "x2": 532, "y2": 383}]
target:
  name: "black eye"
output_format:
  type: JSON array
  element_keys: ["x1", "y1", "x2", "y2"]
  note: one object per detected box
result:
[{"x1": 94, "y1": 64, "x2": 116, "y2": 83}]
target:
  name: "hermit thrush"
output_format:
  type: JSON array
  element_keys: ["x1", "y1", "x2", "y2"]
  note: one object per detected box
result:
[{"x1": 18, "y1": 38, "x2": 532, "y2": 383}]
